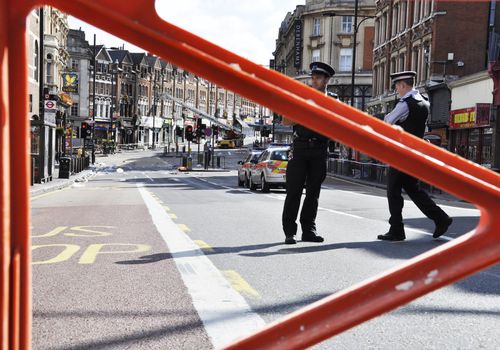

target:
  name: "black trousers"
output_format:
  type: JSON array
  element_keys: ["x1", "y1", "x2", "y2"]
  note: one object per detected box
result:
[
  {"x1": 387, "y1": 167, "x2": 447, "y2": 228},
  {"x1": 282, "y1": 147, "x2": 327, "y2": 237}
]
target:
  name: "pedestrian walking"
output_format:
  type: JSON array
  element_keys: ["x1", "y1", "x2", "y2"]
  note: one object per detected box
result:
[
  {"x1": 378, "y1": 71, "x2": 453, "y2": 242},
  {"x1": 282, "y1": 62, "x2": 337, "y2": 244}
]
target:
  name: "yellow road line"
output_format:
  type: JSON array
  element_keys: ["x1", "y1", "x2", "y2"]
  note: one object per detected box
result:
[
  {"x1": 169, "y1": 213, "x2": 177, "y2": 219},
  {"x1": 223, "y1": 270, "x2": 260, "y2": 299},
  {"x1": 30, "y1": 187, "x2": 69, "y2": 201},
  {"x1": 162, "y1": 205, "x2": 170, "y2": 212},
  {"x1": 194, "y1": 240, "x2": 214, "y2": 252},
  {"x1": 177, "y1": 224, "x2": 190, "y2": 233}
]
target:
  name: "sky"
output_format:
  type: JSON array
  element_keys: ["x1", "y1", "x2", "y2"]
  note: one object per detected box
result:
[{"x1": 68, "y1": 0, "x2": 302, "y2": 66}]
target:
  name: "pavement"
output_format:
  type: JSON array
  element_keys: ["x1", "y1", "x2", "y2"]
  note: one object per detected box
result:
[{"x1": 29, "y1": 154, "x2": 111, "y2": 197}]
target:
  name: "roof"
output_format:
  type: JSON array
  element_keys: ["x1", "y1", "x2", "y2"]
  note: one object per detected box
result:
[
  {"x1": 130, "y1": 52, "x2": 146, "y2": 66},
  {"x1": 144, "y1": 54, "x2": 158, "y2": 68},
  {"x1": 108, "y1": 50, "x2": 128, "y2": 64}
]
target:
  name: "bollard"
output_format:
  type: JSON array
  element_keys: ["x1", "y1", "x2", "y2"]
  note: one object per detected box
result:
[
  {"x1": 59, "y1": 157, "x2": 71, "y2": 179},
  {"x1": 182, "y1": 156, "x2": 187, "y2": 167},
  {"x1": 187, "y1": 155, "x2": 193, "y2": 170},
  {"x1": 217, "y1": 155, "x2": 221, "y2": 168}
]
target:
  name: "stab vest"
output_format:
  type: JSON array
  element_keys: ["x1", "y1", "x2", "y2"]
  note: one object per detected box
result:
[
  {"x1": 293, "y1": 91, "x2": 338, "y2": 142},
  {"x1": 397, "y1": 94, "x2": 429, "y2": 138}
]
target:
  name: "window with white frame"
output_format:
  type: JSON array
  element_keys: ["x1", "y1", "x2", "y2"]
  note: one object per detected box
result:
[
  {"x1": 341, "y1": 16, "x2": 353, "y2": 33},
  {"x1": 312, "y1": 49, "x2": 321, "y2": 63},
  {"x1": 392, "y1": 4, "x2": 398, "y2": 36},
  {"x1": 399, "y1": 53, "x2": 405, "y2": 71},
  {"x1": 400, "y1": 1, "x2": 407, "y2": 31},
  {"x1": 414, "y1": 0, "x2": 421, "y2": 22},
  {"x1": 313, "y1": 17, "x2": 321, "y2": 36},
  {"x1": 339, "y1": 48, "x2": 352, "y2": 72}
]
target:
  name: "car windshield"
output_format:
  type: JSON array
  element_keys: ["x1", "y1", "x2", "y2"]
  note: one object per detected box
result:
[
  {"x1": 270, "y1": 150, "x2": 288, "y2": 161},
  {"x1": 250, "y1": 154, "x2": 261, "y2": 162}
]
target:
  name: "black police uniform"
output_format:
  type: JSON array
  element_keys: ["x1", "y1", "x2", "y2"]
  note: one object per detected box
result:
[
  {"x1": 379, "y1": 71, "x2": 452, "y2": 241},
  {"x1": 282, "y1": 62, "x2": 336, "y2": 244}
]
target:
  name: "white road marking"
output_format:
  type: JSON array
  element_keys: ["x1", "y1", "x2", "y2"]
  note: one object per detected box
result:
[
  {"x1": 142, "y1": 172, "x2": 154, "y2": 182},
  {"x1": 332, "y1": 189, "x2": 479, "y2": 212},
  {"x1": 138, "y1": 184, "x2": 265, "y2": 348}
]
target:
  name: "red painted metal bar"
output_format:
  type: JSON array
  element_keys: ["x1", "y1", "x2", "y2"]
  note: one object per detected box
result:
[
  {"x1": 2, "y1": 1, "x2": 499, "y2": 349},
  {"x1": 0, "y1": 0, "x2": 11, "y2": 347},
  {"x1": 5, "y1": 1, "x2": 33, "y2": 349}
]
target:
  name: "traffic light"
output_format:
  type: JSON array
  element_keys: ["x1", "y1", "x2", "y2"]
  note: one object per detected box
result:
[
  {"x1": 200, "y1": 123, "x2": 206, "y2": 138},
  {"x1": 81, "y1": 122, "x2": 91, "y2": 139},
  {"x1": 185, "y1": 125, "x2": 194, "y2": 141}
]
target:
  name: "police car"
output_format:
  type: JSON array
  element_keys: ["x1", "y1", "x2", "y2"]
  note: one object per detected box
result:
[
  {"x1": 237, "y1": 149, "x2": 264, "y2": 187},
  {"x1": 248, "y1": 145, "x2": 290, "y2": 192}
]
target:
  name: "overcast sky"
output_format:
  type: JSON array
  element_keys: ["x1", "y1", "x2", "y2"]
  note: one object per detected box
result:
[{"x1": 68, "y1": 0, "x2": 302, "y2": 66}]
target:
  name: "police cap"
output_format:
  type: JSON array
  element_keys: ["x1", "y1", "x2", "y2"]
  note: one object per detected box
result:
[
  {"x1": 390, "y1": 70, "x2": 417, "y2": 84},
  {"x1": 310, "y1": 62, "x2": 335, "y2": 78}
]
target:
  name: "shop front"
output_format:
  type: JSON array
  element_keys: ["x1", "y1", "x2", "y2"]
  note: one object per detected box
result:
[{"x1": 449, "y1": 104, "x2": 493, "y2": 167}]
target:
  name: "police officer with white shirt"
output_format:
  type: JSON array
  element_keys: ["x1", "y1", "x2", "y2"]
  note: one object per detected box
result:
[
  {"x1": 378, "y1": 71, "x2": 453, "y2": 241},
  {"x1": 282, "y1": 62, "x2": 337, "y2": 245}
]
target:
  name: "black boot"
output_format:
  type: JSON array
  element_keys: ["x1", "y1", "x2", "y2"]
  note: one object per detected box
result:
[
  {"x1": 378, "y1": 226, "x2": 406, "y2": 241},
  {"x1": 433, "y1": 217, "x2": 453, "y2": 238},
  {"x1": 284, "y1": 236, "x2": 297, "y2": 244},
  {"x1": 301, "y1": 232, "x2": 324, "y2": 243}
]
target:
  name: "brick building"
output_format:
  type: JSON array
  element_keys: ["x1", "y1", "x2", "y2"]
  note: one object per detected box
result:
[{"x1": 367, "y1": 0, "x2": 491, "y2": 153}]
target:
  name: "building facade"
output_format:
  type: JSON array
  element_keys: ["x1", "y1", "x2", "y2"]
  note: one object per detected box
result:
[
  {"x1": 367, "y1": 0, "x2": 490, "y2": 128},
  {"x1": 274, "y1": 0, "x2": 375, "y2": 110},
  {"x1": 66, "y1": 29, "x2": 91, "y2": 145}
]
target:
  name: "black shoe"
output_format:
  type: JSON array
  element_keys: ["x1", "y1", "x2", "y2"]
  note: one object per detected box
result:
[
  {"x1": 301, "y1": 234, "x2": 324, "y2": 243},
  {"x1": 377, "y1": 231, "x2": 406, "y2": 241},
  {"x1": 285, "y1": 236, "x2": 297, "y2": 244},
  {"x1": 433, "y1": 217, "x2": 453, "y2": 238}
]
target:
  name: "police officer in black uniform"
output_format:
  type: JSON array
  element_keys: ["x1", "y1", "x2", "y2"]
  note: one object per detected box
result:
[
  {"x1": 378, "y1": 71, "x2": 453, "y2": 241},
  {"x1": 282, "y1": 62, "x2": 337, "y2": 245}
]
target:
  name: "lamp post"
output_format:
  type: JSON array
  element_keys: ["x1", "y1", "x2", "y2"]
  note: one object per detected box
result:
[
  {"x1": 91, "y1": 34, "x2": 96, "y2": 164},
  {"x1": 323, "y1": 2, "x2": 374, "y2": 107},
  {"x1": 109, "y1": 60, "x2": 119, "y2": 147},
  {"x1": 152, "y1": 70, "x2": 157, "y2": 149}
]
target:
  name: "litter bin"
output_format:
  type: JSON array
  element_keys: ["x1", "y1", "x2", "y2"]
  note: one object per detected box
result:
[
  {"x1": 187, "y1": 155, "x2": 193, "y2": 170},
  {"x1": 59, "y1": 157, "x2": 71, "y2": 179}
]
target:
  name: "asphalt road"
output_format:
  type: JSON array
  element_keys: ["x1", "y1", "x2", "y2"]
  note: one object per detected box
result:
[{"x1": 31, "y1": 149, "x2": 500, "y2": 350}]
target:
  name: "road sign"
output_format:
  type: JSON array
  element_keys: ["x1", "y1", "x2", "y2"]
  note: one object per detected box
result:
[{"x1": 44, "y1": 100, "x2": 57, "y2": 126}]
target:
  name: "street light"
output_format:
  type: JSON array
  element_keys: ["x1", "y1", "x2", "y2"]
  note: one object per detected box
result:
[
  {"x1": 109, "y1": 59, "x2": 119, "y2": 145},
  {"x1": 323, "y1": 1, "x2": 375, "y2": 107}
]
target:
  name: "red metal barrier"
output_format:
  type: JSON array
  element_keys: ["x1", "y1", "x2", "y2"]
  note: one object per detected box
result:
[{"x1": 1, "y1": 1, "x2": 499, "y2": 349}]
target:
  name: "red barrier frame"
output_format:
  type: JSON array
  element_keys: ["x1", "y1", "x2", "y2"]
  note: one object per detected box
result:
[{"x1": 1, "y1": 1, "x2": 498, "y2": 349}]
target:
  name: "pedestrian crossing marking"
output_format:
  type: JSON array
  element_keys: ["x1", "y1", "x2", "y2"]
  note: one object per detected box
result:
[
  {"x1": 223, "y1": 270, "x2": 260, "y2": 299},
  {"x1": 194, "y1": 240, "x2": 214, "y2": 252},
  {"x1": 177, "y1": 224, "x2": 190, "y2": 232}
]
